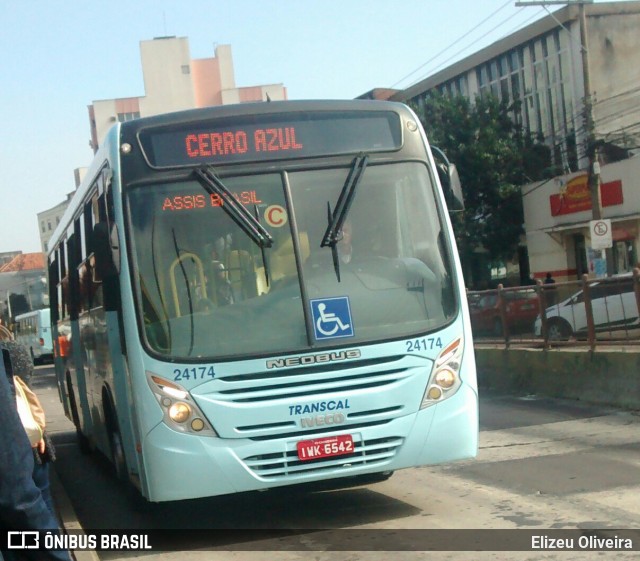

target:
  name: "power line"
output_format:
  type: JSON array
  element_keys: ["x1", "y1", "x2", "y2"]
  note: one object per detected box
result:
[
  {"x1": 391, "y1": 0, "x2": 514, "y2": 88},
  {"x1": 408, "y1": 9, "x2": 540, "y2": 87}
]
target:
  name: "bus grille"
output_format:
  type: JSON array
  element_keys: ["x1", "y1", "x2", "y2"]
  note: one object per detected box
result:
[
  {"x1": 242, "y1": 436, "x2": 404, "y2": 479},
  {"x1": 216, "y1": 355, "x2": 411, "y2": 403}
]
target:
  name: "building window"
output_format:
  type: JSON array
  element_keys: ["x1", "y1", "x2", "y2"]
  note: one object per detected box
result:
[
  {"x1": 116, "y1": 112, "x2": 140, "y2": 123},
  {"x1": 48, "y1": 221, "x2": 52, "y2": 231},
  {"x1": 41, "y1": 221, "x2": 46, "y2": 233},
  {"x1": 181, "y1": 65, "x2": 190, "y2": 75},
  {"x1": 613, "y1": 240, "x2": 636, "y2": 274}
]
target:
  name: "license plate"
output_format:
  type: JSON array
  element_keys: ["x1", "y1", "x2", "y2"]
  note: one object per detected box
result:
[{"x1": 296, "y1": 434, "x2": 355, "y2": 461}]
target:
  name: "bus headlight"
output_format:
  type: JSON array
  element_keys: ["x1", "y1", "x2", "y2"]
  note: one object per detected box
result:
[
  {"x1": 146, "y1": 372, "x2": 217, "y2": 436},
  {"x1": 169, "y1": 402, "x2": 191, "y2": 423},
  {"x1": 434, "y1": 368, "x2": 456, "y2": 388},
  {"x1": 420, "y1": 338, "x2": 463, "y2": 409}
]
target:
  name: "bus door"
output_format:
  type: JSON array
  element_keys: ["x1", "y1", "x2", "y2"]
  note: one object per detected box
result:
[
  {"x1": 78, "y1": 190, "x2": 114, "y2": 453},
  {"x1": 65, "y1": 223, "x2": 93, "y2": 442}
]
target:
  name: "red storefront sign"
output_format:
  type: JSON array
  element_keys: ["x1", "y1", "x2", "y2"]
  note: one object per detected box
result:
[{"x1": 549, "y1": 175, "x2": 623, "y2": 216}]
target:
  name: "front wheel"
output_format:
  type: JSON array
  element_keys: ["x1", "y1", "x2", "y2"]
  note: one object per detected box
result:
[
  {"x1": 108, "y1": 424, "x2": 128, "y2": 482},
  {"x1": 547, "y1": 318, "x2": 572, "y2": 341}
]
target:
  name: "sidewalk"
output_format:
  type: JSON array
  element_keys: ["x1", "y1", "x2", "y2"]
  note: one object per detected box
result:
[
  {"x1": 51, "y1": 460, "x2": 100, "y2": 561},
  {"x1": 34, "y1": 363, "x2": 100, "y2": 561}
]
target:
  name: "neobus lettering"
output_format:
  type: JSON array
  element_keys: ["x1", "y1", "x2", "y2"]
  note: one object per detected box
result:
[{"x1": 266, "y1": 349, "x2": 361, "y2": 369}]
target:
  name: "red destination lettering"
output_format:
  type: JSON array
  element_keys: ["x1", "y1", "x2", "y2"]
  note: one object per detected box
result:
[
  {"x1": 254, "y1": 127, "x2": 302, "y2": 152},
  {"x1": 162, "y1": 194, "x2": 207, "y2": 211},
  {"x1": 235, "y1": 131, "x2": 248, "y2": 153},
  {"x1": 290, "y1": 127, "x2": 302, "y2": 149},
  {"x1": 267, "y1": 129, "x2": 279, "y2": 151},
  {"x1": 210, "y1": 194, "x2": 223, "y2": 207},
  {"x1": 185, "y1": 135, "x2": 199, "y2": 157},
  {"x1": 222, "y1": 132, "x2": 236, "y2": 154},
  {"x1": 197, "y1": 133, "x2": 211, "y2": 156},
  {"x1": 280, "y1": 127, "x2": 302, "y2": 149},
  {"x1": 254, "y1": 129, "x2": 266, "y2": 152},
  {"x1": 210, "y1": 133, "x2": 223, "y2": 155},
  {"x1": 278, "y1": 128, "x2": 291, "y2": 149}
]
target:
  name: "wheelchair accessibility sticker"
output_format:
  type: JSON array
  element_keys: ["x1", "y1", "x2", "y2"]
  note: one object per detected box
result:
[{"x1": 310, "y1": 297, "x2": 354, "y2": 340}]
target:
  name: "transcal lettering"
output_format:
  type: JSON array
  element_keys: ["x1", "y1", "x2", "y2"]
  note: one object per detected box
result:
[{"x1": 289, "y1": 399, "x2": 350, "y2": 416}]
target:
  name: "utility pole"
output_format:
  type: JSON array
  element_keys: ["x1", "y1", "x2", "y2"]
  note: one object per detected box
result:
[{"x1": 515, "y1": 1, "x2": 611, "y2": 275}]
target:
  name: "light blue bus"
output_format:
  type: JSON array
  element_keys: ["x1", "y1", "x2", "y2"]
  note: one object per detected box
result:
[
  {"x1": 47, "y1": 100, "x2": 478, "y2": 501},
  {"x1": 14, "y1": 309, "x2": 53, "y2": 364}
]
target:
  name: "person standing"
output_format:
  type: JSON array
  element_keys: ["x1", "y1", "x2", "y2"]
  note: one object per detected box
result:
[
  {"x1": 0, "y1": 351, "x2": 71, "y2": 561},
  {"x1": 544, "y1": 272, "x2": 557, "y2": 305},
  {"x1": 2, "y1": 341, "x2": 57, "y2": 517}
]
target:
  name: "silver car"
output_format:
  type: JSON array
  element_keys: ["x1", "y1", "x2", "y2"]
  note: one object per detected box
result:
[{"x1": 534, "y1": 276, "x2": 639, "y2": 340}]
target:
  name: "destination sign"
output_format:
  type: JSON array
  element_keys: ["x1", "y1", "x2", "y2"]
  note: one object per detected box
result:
[{"x1": 138, "y1": 111, "x2": 402, "y2": 167}]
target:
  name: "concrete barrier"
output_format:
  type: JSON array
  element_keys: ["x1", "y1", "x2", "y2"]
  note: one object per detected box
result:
[{"x1": 475, "y1": 347, "x2": 640, "y2": 410}]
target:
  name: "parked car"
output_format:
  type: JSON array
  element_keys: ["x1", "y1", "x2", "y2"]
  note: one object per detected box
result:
[
  {"x1": 470, "y1": 289, "x2": 539, "y2": 336},
  {"x1": 534, "y1": 275, "x2": 639, "y2": 340}
]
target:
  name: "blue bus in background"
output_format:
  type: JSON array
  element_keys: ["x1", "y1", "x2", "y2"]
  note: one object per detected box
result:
[
  {"x1": 14, "y1": 309, "x2": 53, "y2": 364},
  {"x1": 47, "y1": 100, "x2": 478, "y2": 501}
]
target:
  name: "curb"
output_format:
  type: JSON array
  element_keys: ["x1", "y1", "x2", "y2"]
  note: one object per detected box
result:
[{"x1": 51, "y1": 466, "x2": 101, "y2": 561}]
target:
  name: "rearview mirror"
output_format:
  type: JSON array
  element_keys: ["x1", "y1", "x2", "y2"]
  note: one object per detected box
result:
[{"x1": 431, "y1": 146, "x2": 464, "y2": 212}]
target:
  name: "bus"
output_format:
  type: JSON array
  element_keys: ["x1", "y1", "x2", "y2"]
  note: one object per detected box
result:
[
  {"x1": 47, "y1": 100, "x2": 478, "y2": 502},
  {"x1": 14, "y1": 309, "x2": 53, "y2": 364}
]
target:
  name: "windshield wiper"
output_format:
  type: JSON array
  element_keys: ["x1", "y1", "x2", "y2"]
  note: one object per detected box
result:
[
  {"x1": 194, "y1": 167, "x2": 273, "y2": 249},
  {"x1": 320, "y1": 154, "x2": 368, "y2": 281}
]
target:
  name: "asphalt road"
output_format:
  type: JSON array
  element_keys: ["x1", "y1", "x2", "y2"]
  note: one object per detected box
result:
[{"x1": 28, "y1": 363, "x2": 640, "y2": 561}]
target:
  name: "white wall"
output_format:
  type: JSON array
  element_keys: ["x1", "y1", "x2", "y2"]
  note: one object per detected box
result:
[
  {"x1": 522, "y1": 154, "x2": 640, "y2": 277},
  {"x1": 138, "y1": 37, "x2": 196, "y2": 116}
]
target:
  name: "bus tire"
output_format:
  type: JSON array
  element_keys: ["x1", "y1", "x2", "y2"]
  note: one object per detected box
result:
[
  {"x1": 109, "y1": 425, "x2": 128, "y2": 482},
  {"x1": 103, "y1": 396, "x2": 128, "y2": 482},
  {"x1": 66, "y1": 374, "x2": 91, "y2": 454}
]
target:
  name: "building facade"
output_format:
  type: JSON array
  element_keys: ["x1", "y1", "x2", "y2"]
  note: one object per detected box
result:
[
  {"x1": 37, "y1": 196, "x2": 71, "y2": 254},
  {"x1": 393, "y1": 1, "x2": 640, "y2": 281},
  {"x1": 88, "y1": 38, "x2": 288, "y2": 151},
  {"x1": 523, "y1": 155, "x2": 639, "y2": 281},
  {"x1": 37, "y1": 36, "x2": 288, "y2": 259},
  {"x1": 0, "y1": 253, "x2": 48, "y2": 322}
]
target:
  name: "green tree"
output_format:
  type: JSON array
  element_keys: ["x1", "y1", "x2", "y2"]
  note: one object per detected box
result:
[{"x1": 411, "y1": 93, "x2": 551, "y2": 287}]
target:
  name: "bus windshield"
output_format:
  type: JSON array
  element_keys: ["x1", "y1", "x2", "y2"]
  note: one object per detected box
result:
[{"x1": 127, "y1": 161, "x2": 457, "y2": 360}]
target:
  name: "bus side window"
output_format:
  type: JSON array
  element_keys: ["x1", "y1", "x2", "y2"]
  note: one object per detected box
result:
[{"x1": 49, "y1": 257, "x2": 59, "y2": 324}]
